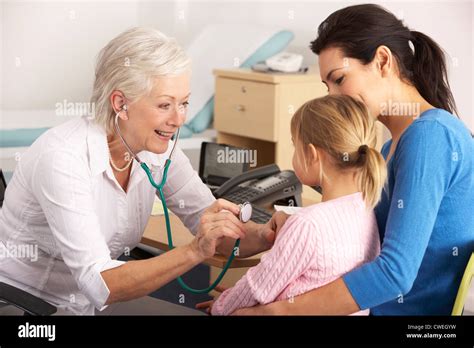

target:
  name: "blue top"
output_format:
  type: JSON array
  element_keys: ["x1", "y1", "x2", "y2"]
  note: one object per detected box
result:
[{"x1": 343, "y1": 108, "x2": 474, "y2": 315}]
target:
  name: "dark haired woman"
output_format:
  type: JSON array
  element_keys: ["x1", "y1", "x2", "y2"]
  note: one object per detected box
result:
[{"x1": 235, "y1": 4, "x2": 474, "y2": 315}]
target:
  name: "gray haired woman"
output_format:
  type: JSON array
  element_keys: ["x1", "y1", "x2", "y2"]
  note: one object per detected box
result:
[{"x1": 0, "y1": 27, "x2": 273, "y2": 315}]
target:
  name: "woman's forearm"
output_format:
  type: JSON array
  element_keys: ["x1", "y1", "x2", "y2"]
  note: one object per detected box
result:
[
  {"x1": 234, "y1": 278, "x2": 360, "y2": 315},
  {"x1": 102, "y1": 242, "x2": 204, "y2": 304},
  {"x1": 288, "y1": 278, "x2": 360, "y2": 315}
]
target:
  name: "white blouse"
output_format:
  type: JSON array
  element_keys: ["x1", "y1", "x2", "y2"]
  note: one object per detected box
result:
[{"x1": 0, "y1": 116, "x2": 215, "y2": 315}]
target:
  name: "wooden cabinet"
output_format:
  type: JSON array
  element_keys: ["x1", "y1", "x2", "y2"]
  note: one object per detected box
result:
[{"x1": 214, "y1": 77, "x2": 278, "y2": 141}]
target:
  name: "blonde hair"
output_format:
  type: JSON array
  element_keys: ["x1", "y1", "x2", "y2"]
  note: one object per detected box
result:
[
  {"x1": 90, "y1": 27, "x2": 191, "y2": 133},
  {"x1": 291, "y1": 95, "x2": 387, "y2": 209}
]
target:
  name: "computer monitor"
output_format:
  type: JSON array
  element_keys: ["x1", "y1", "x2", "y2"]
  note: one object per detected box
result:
[{"x1": 199, "y1": 142, "x2": 250, "y2": 187}]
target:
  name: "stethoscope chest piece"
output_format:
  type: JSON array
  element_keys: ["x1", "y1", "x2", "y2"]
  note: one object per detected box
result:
[{"x1": 239, "y1": 201, "x2": 252, "y2": 223}]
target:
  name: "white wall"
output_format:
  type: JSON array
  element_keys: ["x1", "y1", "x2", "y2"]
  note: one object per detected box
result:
[
  {"x1": 1, "y1": 1, "x2": 139, "y2": 114},
  {"x1": 1, "y1": 0, "x2": 473, "y2": 131}
]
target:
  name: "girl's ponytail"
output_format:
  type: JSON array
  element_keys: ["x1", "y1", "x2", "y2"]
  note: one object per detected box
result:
[{"x1": 356, "y1": 145, "x2": 387, "y2": 209}]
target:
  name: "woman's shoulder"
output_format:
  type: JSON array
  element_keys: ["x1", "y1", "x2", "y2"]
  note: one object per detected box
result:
[
  {"x1": 417, "y1": 108, "x2": 458, "y2": 121},
  {"x1": 44, "y1": 116, "x2": 91, "y2": 143},
  {"x1": 19, "y1": 117, "x2": 95, "y2": 177},
  {"x1": 395, "y1": 108, "x2": 473, "y2": 160},
  {"x1": 403, "y1": 109, "x2": 471, "y2": 144},
  {"x1": 30, "y1": 116, "x2": 96, "y2": 155}
]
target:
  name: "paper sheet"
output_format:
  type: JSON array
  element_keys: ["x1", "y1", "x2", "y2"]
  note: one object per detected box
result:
[
  {"x1": 151, "y1": 197, "x2": 172, "y2": 216},
  {"x1": 273, "y1": 205, "x2": 302, "y2": 215}
]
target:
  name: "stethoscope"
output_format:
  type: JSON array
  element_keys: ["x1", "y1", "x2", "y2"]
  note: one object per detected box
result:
[{"x1": 113, "y1": 105, "x2": 252, "y2": 294}]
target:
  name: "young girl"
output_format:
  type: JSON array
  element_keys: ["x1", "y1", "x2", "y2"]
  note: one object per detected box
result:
[{"x1": 211, "y1": 95, "x2": 387, "y2": 315}]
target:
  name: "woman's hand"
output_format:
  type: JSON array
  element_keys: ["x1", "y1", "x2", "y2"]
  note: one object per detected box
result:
[
  {"x1": 232, "y1": 302, "x2": 283, "y2": 315},
  {"x1": 196, "y1": 299, "x2": 215, "y2": 314},
  {"x1": 195, "y1": 285, "x2": 228, "y2": 315},
  {"x1": 190, "y1": 199, "x2": 246, "y2": 260},
  {"x1": 249, "y1": 211, "x2": 290, "y2": 250},
  {"x1": 267, "y1": 211, "x2": 291, "y2": 240}
]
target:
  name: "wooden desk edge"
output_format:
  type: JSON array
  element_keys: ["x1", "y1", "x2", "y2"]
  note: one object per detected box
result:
[{"x1": 140, "y1": 236, "x2": 261, "y2": 269}]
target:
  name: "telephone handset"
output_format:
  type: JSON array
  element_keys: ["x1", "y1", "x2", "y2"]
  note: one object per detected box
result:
[
  {"x1": 214, "y1": 164, "x2": 303, "y2": 208},
  {"x1": 213, "y1": 164, "x2": 280, "y2": 198}
]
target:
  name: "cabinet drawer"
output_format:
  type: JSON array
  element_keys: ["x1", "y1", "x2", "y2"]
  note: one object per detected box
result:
[{"x1": 214, "y1": 77, "x2": 277, "y2": 142}]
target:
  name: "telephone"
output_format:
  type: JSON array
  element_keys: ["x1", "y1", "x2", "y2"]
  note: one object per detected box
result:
[
  {"x1": 213, "y1": 164, "x2": 303, "y2": 223},
  {"x1": 214, "y1": 163, "x2": 302, "y2": 205},
  {"x1": 265, "y1": 52, "x2": 304, "y2": 73},
  {"x1": 199, "y1": 142, "x2": 303, "y2": 224}
]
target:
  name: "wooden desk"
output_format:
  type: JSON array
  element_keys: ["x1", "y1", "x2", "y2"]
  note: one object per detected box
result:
[{"x1": 141, "y1": 214, "x2": 263, "y2": 269}]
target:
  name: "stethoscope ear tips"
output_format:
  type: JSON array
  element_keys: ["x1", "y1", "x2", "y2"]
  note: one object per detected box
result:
[{"x1": 239, "y1": 202, "x2": 252, "y2": 223}]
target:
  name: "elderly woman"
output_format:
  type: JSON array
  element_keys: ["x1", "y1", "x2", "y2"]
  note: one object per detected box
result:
[{"x1": 0, "y1": 28, "x2": 273, "y2": 315}]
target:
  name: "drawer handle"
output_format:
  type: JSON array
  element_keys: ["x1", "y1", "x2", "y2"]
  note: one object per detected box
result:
[
  {"x1": 241, "y1": 86, "x2": 247, "y2": 93},
  {"x1": 235, "y1": 104, "x2": 246, "y2": 112}
]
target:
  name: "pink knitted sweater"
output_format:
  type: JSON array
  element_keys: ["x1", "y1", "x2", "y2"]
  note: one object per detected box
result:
[{"x1": 211, "y1": 192, "x2": 381, "y2": 315}]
